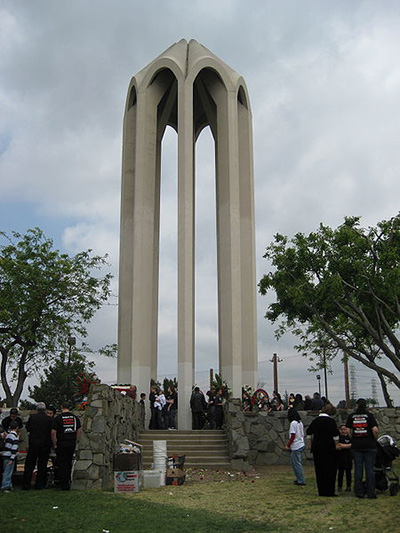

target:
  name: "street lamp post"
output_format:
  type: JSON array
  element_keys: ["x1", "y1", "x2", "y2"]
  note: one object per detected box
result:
[
  {"x1": 316, "y1": 374, "x2": 321, "y2": 396},
  {"x1": 67, "y1": 336, "x2": 76, "y2": 402}
]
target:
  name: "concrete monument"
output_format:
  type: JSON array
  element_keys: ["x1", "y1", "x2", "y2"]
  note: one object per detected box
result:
[{"x1": 118, "y1": 39, "x2": 258, "y2": 430}]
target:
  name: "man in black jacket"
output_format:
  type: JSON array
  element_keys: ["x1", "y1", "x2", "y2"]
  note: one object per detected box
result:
[
  {"x1": 23, "y1": 402, "x2": 53, "y2": 490},
  {"x1": 190, "y1": 387, "x2": 207, "y2": 430}
]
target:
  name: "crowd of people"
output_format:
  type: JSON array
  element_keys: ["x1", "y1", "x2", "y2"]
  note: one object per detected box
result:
[
  {"x1": 0, "y1": 389, "x2": 383, "y2": 500},
  {"x1": 1, "y1": 402, "x2": 81, "y2": 493},
  {"x1": 242, "y1": 389, "x2": 328, "y2": 412},
  {"x1": 148, "y1": 385, "x2": 178, "y2": 430},
  {"x1": 145, "y1": 385, "x2": 225, "y2": 431},
  {"x1": 284, "y1": 397, "x2": 380, "y2": 499}
]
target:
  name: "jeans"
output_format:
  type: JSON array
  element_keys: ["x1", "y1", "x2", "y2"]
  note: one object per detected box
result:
[
  {"x1": 291, "y1": 446, "x2": 306, "y2": 484},
  {"x1": 352, "y1": 448, "x2": 377, "y2": 498},
  {"x1": 1, "y1": 458, "x2": 15, "y2": 490}
]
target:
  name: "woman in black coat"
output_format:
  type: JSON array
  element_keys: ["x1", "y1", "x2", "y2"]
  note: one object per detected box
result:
[{"x1": 306, "y1": 402, "x2": 339, "y2": 496}]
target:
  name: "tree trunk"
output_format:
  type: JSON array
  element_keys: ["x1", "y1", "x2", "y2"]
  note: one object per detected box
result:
[
  {"x1": 1, "y1": 345, "x2": 27, "y2": 407},
  {"x1": 377, "y1": 372, "x2": 394, "y2": 408}
]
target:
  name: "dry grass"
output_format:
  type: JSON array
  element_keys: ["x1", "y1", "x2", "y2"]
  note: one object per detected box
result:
[{"x1": 129, "y1": 464, "x2": 400, "y2": 532}]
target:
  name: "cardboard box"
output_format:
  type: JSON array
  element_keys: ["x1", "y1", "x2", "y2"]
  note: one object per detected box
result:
[
  {"x1": 114, "y1": 471, "x2": 141, "y2": 493},
  {"x1": 165, "y1": 468, "x2": 186, "y2": 486},
  {"x1": 113, "y1": 453, "x2": 142, "y2": 472},
  {"x1": 167, "y1": 455, "x2": 185, "y2": 469}
]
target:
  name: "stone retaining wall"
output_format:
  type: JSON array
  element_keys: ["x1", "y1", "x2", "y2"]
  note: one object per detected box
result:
[
  {"x1": 224, "y1": 399, "x2": 400, "y2": 467},
  {"x1": 72, "y1": 383, "x2": 144, "y2": 490}
]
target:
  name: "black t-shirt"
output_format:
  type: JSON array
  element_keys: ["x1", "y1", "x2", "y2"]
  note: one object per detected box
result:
[
  {"x1": 167, "y1": 392, "x2": 177, "y2": 410},
  {"x1": 1, "y1": 415, "x2": 23, "y2": 432},
  {"x1": 52, "y1": 411, "x2": 81, "y2": 445},
  {"x1": 346, "y1": 411, "x2": 377, "y2": 450}
]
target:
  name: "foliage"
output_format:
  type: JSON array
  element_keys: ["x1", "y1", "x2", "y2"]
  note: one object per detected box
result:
[
  {"x1": 211, "y1": 373, "x2": 231, "y2": 398},
  {"x1": 365, "y1": 397, "x2": 379, "y2": 407},
  {"x1": 0, "y1": 228, "x2": 112, "y2": 406},
  {"x1": 29, "y1": 351, "x2": 95, "y2": 408},
  {"x1": 18, "y1": 398, "x2": 37, "y2": 410},
  {"x1": 150, "y1": 378, "x2": 161, "y2": 390},
  {"x1": 163, "y1": 377, "x2": 178, "y2": 393},
  {"x1": 259, "y1": 214, "x2": 400, "y2": 400}
]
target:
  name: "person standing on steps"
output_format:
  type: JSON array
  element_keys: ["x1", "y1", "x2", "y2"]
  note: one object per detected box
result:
[{"x1": 190, "y1": 387, "x2": 207, "y2": 430}]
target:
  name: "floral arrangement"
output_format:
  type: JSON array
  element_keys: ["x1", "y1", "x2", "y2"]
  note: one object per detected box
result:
[
  {"x1": 251, "y1": 388, "x2": 270, "y2": 411},
  {"x1": 73, "y1": 371, "x2": 100, "y2": 406}
]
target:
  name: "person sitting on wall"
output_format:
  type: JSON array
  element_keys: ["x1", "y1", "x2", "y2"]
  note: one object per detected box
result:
[
  {"x1": 126, "y1": 385, "x2": 137, "y2": 400},
  {"x1": 303, "y1": 395, "x2": 313, "y2": 410},
  {"x1": 311, "y1": 392, "x2": 324, "y2": 411}
]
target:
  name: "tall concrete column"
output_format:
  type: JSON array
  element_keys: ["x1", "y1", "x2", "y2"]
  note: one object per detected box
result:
[
  {"x1": 177, "y1": 78, "x2": 195, "y2": 431},
  {"x1": 118, "y1": 40, "x2": 258, "y2": 430}
]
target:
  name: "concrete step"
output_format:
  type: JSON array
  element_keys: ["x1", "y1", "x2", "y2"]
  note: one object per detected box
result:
[{"x1": 138, "y1": 429, "x2": 231, "y2": 469}]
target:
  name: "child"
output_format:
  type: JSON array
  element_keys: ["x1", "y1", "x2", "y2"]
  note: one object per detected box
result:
[
  {"x1": 1, "y1": 419, "x2": 20, "y2": 492},
  {"x1": 337, "y1": 424, "x2": 352, "y2": 492}
]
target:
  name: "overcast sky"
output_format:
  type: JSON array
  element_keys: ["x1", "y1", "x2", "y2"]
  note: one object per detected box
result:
[{"x1": 1, "y1": 0, "x2": 400, "y2": 405}]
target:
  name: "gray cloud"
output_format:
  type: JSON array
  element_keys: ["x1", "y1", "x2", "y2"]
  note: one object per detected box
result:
[{"x1": 1, "y1": 1, "x2": 400, "y2": 404}]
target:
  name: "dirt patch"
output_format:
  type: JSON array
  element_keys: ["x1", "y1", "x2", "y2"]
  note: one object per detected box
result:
[{"x1": 184, "y1": 464, "x2": 287, "y2": 483}]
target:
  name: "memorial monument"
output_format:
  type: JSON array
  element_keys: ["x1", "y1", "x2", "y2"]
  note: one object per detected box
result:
[{"x1": 118, "y1": 39, "x2": 258, "y2": 430}]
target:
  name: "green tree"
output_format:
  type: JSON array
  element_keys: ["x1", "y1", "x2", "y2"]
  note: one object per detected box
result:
[
  {"x1": 28, "y1": 351, "x2": 94, "y2": 408},
  {"x1": 0, "y1": 228, "x2": 112, "y2": 406},
  {"x1": 259, "y1": 215, "x2": 400, "y2": 404}
]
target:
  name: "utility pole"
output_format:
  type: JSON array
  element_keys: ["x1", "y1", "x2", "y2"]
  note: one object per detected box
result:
[
  {"x1": 350, "y1": 364, "x2": 357, "y2": 401},
  {"x1": 344, "y1": 358, "x2": 351, "y2": 408},
  {"x1": 371, "y1": 378, "x2": 378, "y2": 406},
  {"x1": 270, "y1": 353, "x2": 282, "y2": 393},
  {"x1": 323, "y1": 354, "x2": 328, "y2": 399}
]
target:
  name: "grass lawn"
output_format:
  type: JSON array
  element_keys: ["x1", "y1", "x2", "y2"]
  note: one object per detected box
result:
[{"x1": 1, "y1": 464, "x2": 399, "y2": 532}]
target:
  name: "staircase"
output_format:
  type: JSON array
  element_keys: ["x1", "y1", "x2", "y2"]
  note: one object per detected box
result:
[{"x1": 138, "y1": 430, "x2": 231, "y2": 470}]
